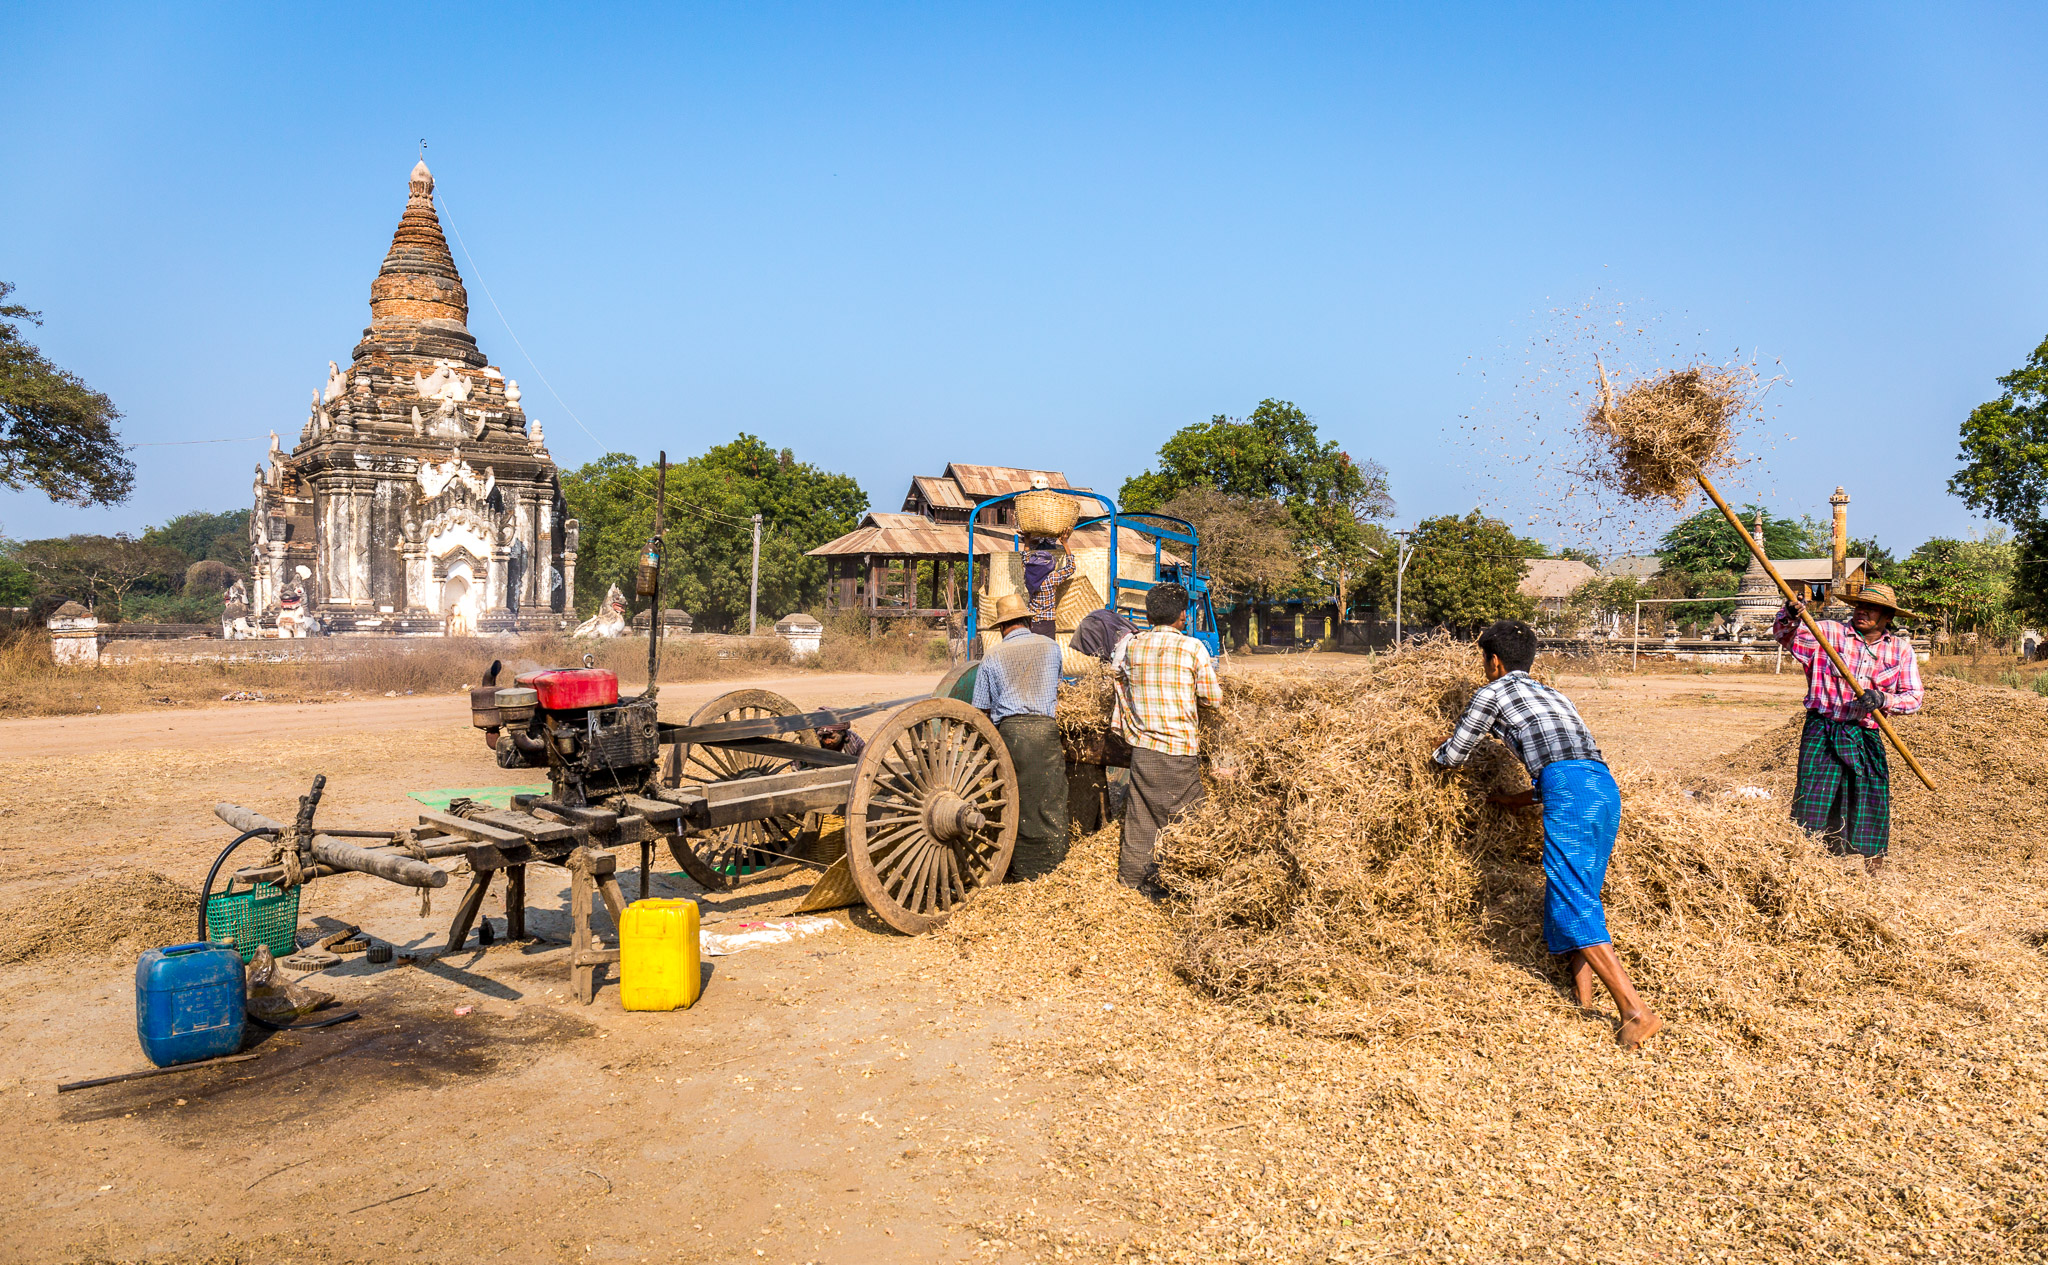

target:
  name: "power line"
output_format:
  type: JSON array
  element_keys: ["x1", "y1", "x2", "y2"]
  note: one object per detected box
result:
[
  {"x1": 129, "y1": 436, "x2": 266, "y2": 448},
  {"x1": 435, "y1": 190, "x2": 757, "y2": 532}
]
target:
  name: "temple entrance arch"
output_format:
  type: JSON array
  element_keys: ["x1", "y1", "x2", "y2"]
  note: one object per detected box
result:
[{"x1": 442, "y1": 565, "x2": 476, "y2": 636}]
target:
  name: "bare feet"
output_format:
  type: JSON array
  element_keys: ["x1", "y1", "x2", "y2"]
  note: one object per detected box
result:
[
  {"x1": 1865, "y1": 854, "x2": 1887, "y2": 875},
  {"x1": 1567, "y1": 950, "x2": 1595, "y2": 1009},
  {"x1": 1618, "y1": 1009, "x2": 1664, "y2": 1049}
]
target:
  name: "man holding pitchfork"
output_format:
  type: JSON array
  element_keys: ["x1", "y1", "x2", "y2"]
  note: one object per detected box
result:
[{"x1": 1773, "y1": 582, "x2": 1923, "y2": 872}]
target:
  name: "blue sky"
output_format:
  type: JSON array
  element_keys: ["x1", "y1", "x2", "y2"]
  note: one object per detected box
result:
[{"x1": 5, "y1": 2, "x2": 2045, "y2": 556}]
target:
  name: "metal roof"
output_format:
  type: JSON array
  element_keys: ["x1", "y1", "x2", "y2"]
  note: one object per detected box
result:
[
  {"x1": 1599, "y1": 555, "x2": 1663, "y2": 580},
  {"x1": 943, "y1": 464, "x2": 1072, "y2": 499},
  {"x1": 905, "y1": 476, "x2": 972, "y2": 511},
  {"x1": 807, "y1": 513, "x2": 1160, "y2": 560},
  {"x1": 1518, "y1": 558, "x2": 1599, "y2": 600},
  {"x1": 1769, "y1": 557, "x2": 1867, "y2": 582}
]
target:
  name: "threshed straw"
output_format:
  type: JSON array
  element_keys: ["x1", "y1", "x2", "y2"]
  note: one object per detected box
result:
[
  {"x1": 1054, "y1": 661, "x2": 1116, "y2": 737},
  {"x1": 1582, "y1": 357, "x2": 1749, "y2": 507},
  {"x1": 1155, "y1": 641, "x2": 1923, "y2": 1031}
]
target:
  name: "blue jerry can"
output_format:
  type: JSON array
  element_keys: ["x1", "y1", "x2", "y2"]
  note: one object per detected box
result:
[{"x1": 135, "y1": 942, "x2": 246, "y2": 1067}]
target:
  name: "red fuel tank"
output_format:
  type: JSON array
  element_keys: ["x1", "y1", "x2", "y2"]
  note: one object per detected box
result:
[{"x1": 515, "y1": 667, "x2": 620, "y2": 711}]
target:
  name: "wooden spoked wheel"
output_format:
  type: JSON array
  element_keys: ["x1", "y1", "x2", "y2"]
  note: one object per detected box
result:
[
  {"x1": 845, "y1": 698, "x2": 1017, "y2": 934},
  {"x1": 670, "y1": 689, "x2": 819, "y2": 887}
]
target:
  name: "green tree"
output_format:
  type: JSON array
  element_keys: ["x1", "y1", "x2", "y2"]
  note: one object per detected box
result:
[
  {"x1": 1893, "y1": 532, "x2": 2016, "y2": 639},
  {"x1": 142, "y1": 508, "x2": 249, "y2": 565},
  {"x1": 1848, "y1": 537, "x2": 1895, "y2": 582},
  {"x1": 0, "y1": 283, "x2": 132, "y2": 506},
  {"x1": 1119, "y1": 398, "x2": 1393, "y2": 604},
  {"x1": 13, "y1": 534, "x2": 188, "y2": 620},
  {"x1": 0, "y1": 534, "x2": 32, "y2": 605},
  {"x1": 1360, "y1": 511, "x2": 1533, "y2": 635},
  {"x1": 1153, "y1": 487, "x2": 1300, "y2": 600},
  {"x1": 1657, "y1": 504, "x2": 1822, "y2": 576},
  {"x1": 563, "y1": 436, "x2": 866, "y2": 630},
  {"x1": 1950, "y1": 335, "x2": 2048, "y2": 526}
]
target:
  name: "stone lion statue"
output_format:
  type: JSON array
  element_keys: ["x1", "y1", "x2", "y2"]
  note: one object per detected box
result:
[{"x1": 572, "y1": 584, "x2": 630, "y2": 638}]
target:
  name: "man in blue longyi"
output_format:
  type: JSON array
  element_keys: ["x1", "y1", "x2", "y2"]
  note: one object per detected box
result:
[{"x1": 1432, "y1": 619, "x2": 1664, "y2": 1049}]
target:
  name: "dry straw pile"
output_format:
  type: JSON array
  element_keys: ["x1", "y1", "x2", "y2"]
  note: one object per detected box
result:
[
  {"x1": 1712, "y1": 673, "x2": 2048, "y2": 858},
  {"x1": 1053, "y1": 660, "x2": 1116, "y2": 737},
  {"x1": 1156, "y1": 642, "x2": 1926, "y2": 1036},
  {"x1": 1581, "y1": 359, "x2": 1750, "y2": 506},
  {"x1": 0, "y1": 870, "x2": 198, "y2": 965}
]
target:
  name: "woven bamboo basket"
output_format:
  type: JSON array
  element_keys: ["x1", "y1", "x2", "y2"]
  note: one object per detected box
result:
[
  {"x1": 1054, "y1": 574, "x2": 1103, "y2": 633},
  {"x1": 1016, "y1": 490, "x2": 1079, "y2": 537}
]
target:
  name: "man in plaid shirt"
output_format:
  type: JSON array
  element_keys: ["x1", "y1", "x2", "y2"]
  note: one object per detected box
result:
[
  {"x1": 1113, "y1": 583, "x2": 1222, "y2": 896},
  {"x1": 1773, "y1": 582, "x2": 1923, "y2": 868},
  {"x1": 1433, "y1": 619, "x2": 1662, "y2": 1049}
]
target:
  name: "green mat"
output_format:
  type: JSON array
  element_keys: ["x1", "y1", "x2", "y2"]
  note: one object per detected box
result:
[{"x1": 407, "y1": 783, "x2": 550, "y2": 812}]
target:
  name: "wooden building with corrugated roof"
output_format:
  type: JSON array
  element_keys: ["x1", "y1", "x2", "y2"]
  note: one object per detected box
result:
[{"x1": 809, "y1": 465, "x2": 1093, "y2": 629}]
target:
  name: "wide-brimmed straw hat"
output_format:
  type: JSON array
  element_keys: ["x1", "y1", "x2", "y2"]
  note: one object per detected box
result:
[
  {"x1": 1840, "y1": 581, "x2": 1919, "y2": 620},
  {"x1": 989, "y1": 593, "x2": 1035, "y2": 630}
]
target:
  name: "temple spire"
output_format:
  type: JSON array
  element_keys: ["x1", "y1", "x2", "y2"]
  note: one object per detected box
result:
[{"x1": 370, "y1": 159, "x2": 468, "y2": 332}]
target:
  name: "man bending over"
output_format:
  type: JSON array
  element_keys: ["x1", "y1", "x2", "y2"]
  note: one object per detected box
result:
[{"x1": 1432, "y1": 619, "x2": 1662, "y2": 1049}]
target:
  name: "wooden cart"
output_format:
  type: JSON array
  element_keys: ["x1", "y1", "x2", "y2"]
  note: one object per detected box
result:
[{"x1": 211, "y1": 687, "x2": 1019, "y2": 1003}]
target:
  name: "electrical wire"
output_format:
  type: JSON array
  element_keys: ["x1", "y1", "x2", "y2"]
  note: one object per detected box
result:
[
  {"x1": 129, "y1": 437, "x2": 266, "y2": 448},
  {"x1": 436, "y1": 190, "x2": 760, "y2": 533}
]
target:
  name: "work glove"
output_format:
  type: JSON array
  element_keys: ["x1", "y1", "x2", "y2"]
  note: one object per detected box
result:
[{"x1": 1850, "y1": 689, "x2": 1884, "y2": 718}]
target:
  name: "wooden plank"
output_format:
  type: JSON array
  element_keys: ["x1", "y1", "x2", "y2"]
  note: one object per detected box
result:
[
  {"x1": 695, "y1": 766, "x2": 856, "y2": 804},
  {"x1": 461, "y1": 808, "x2": 575, "y2": 844},
  {"x1": 703, "y1": 738, "x2": 860, "y2": 767},
  {"x1": 531, "y1": 800, "x2": 618, "y2": 833},
  {"x1": 59, "y1": 1051, "x2": 265, "y2": 1093},
  {"x1": 617, "y1": 794, "x2": 687, "y2": 825},
  {"x1": 416, "y1": 810, "x2": 524, "y2": 847},
  {"x1": 214, "y1": 803, "x2": 284, "y2": 834},
  {"x1": 660, "y1": 694, "x2": 925, "y2": 746},
  {"x1": 701, "y1": 783, "x2": 853, "y2": 828}
]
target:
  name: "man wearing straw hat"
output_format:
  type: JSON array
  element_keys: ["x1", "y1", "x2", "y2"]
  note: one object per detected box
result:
[
  {"x1": 973, "y1": 593, "x2": 1069, "y2": 876},
  {"x1": 1772, "y1": 582, "x2": 1924, "y2": 871}
]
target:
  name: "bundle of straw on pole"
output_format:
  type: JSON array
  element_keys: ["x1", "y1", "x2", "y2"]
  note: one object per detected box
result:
[{"x1": 1581, "y1": 360, "x2": 1749, "y2": 506}]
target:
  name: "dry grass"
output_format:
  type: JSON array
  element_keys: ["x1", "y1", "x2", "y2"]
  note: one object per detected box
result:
[
  {"x1": 1582, "y1": 361, "x2": 1750, "y2": 506},
  {"x1": 0, "y1": 869, "x2": 199, "y2": 965},
  {"x1": 1156, "y1": 643, "x2": 1924, "y2": 1038},
  {"x1": 1055, "y1": 660, "x2": 1116, "y2": 736},
  {"x1": 0, "y1": 623, "x2": 952, "y2": 718},
  {"x1": 1707, "y1": 673, "x2": 2048, "y2": 860},
  {"x1": 918, "y1": 646, "x2": 2048, "y2": 1261}
]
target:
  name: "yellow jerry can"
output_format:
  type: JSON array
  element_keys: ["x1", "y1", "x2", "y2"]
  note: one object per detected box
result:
[{"x1": 618, "y1": 898, "x2": 701, "y2": 1011}]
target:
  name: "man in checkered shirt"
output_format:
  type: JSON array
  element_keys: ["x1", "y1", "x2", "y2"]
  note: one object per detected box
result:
[
  {"x1": 1113, "y1": 583, "x2": 1221, "y2": 897},
  {"x1": 1432, "y1": 619, "x2": 1662, "y2": 1049}
]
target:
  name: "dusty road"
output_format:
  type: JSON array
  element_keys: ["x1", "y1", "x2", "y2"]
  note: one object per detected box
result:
[
  {"x1": 0, "y1": 671, "x2": 940, "y2": 759},
  {"x1": 0, "y1": 657, "x2": 1817, "y2": 1264}
]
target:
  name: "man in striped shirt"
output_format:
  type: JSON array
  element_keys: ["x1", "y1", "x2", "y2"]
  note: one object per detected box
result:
[
  {"x1": 1113, "y1": 583, "x2": 1222, "y2": 896},
  {"x1": 1772, "y1": 582, "x2": 1923, "y2": 869}
]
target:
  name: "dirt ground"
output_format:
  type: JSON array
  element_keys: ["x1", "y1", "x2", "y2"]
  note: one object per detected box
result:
[{"x1": 0, "y1": 656, "x2": 1938, "y2": 1264}]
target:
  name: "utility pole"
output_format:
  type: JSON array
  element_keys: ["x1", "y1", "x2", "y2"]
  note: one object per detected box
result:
[
  {"x1": 644, "y1": 451, "x2": 667, "y2": 697},
  {"x1": 1393, "y1": 530, "x2": 1414, "y2": 651},
  {"x1": 748, "y1": 513, "x2": 762, "y2": 636}
]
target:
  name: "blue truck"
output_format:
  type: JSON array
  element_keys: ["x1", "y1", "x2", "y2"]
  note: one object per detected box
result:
[{"x1": 961, "y1": 489, "x2": 1221, "y2": 659}]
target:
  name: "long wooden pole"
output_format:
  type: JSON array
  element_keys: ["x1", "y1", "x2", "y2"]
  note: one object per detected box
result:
[{"x1": 1693, "y1": 471, "x2": 1936, "y2": 791}]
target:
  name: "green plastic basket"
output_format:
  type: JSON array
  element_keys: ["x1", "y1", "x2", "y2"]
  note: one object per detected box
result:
[{"x1": 205, "y1": 883, "x2": 301, "y2": 963}]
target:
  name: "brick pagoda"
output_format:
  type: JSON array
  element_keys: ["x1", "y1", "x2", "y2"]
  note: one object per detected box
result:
[{"x1": 250, "y1": 160, "x2": 576, "y2": 634}]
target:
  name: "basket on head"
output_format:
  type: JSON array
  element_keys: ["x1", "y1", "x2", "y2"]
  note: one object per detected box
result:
[{"x1": 1016, "y1": 490, "x2": 1079, "y2": 538}]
